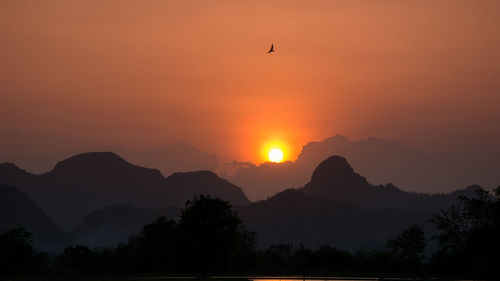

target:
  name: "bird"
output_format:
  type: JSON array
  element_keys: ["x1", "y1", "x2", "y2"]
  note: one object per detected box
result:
[{"x1": 267, "y1": 43, "x2": 275, "y2": 54}]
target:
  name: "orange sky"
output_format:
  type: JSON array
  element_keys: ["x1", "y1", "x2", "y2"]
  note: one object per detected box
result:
[{"x1": 1, "y1": 0, "x2": 499, "y2": 167}]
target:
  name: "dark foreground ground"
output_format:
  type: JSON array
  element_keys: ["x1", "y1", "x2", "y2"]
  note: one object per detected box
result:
[{"x1": 3, "y1": 276, "x2": 465, "y2": 281}]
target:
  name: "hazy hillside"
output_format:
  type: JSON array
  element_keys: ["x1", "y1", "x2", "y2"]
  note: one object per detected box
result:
[
  {"x1": 0, "y1": 184, "x2": 67, "y2": 251},
  {"x1": 237, "y1": 188, "x2": 434, "y2": 251},
  {"x1": 72, "y1": 205, "x2": 180, "y2": 248}
]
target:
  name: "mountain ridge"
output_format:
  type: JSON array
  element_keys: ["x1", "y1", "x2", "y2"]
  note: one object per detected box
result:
[{"x1": 301, "y1": 155, "x2": 483, "y2": 211}]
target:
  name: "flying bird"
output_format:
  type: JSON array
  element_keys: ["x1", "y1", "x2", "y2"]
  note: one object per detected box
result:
[{"x1": 267, "y1": 44, "x2": 275, "y2": 54}]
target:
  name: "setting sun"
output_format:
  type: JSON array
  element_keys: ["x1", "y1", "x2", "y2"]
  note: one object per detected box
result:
[{"x1": 268, "y1": 148, "x2": 284, "y2": 163}]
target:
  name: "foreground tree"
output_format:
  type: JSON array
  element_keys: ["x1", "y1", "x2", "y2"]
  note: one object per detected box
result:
[
  {"x1": 386, "y1": 224, "x2": 426, "y2": 274},
  {"x1": 0, "y1": 228, "x2": 49, "y2": 276},
  {"x1": 178, "y1": 195, "x2": 255, "y2": 276},
  {"x1": 387, "y1": 225, "x2": 426, "y2": 262},
  {"x1": 116, "y1": 216, "x2": 178, "y2": 272},
  {"x1": 430, "y1": 186, "x2": 500, "y2": 278}
]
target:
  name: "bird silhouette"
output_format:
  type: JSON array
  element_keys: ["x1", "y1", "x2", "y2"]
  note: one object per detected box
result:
[{"x1": 267, "y1": 44, "x2": 275, "y2": 54}]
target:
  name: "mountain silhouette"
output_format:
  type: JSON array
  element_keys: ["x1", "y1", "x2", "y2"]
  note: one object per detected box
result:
[
  {"x1": 0, "y1": 184, "x2": 67, "y2": 251},
  {"x1": 164, "y1": 171, "x2": 250, "y2": 206},
  {"x1": 101, "y1": 143, "x2": 219, "y2": 177},
  {"x1": 0, "y1": 152, "x2": 250, "y2": 229},
  {"x1": 302, "y1": 155, "x2": 484, "y2": 211}
]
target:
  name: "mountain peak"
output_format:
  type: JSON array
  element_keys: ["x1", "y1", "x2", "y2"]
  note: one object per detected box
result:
[
  {"x1": 0, "y1": 162, "x2": 36, "y2": 186},
  {"x1": 310, "y1": 155, "x2": 363, "y2": 184},
  {"x1": 303, "y1": 155, "x2": 371, "y2": 198},
  {"x1": 165, "y1": 170, "x2": 251, "y2": 206},
  {"x1": 168, "y1": 170, "x2": 219, "y2": 181},
  {"x1": 51, "y1": 152, "x2": 129, "y2": 173},
  {"x1": 325, "y1": 134, "x2": 350, "y2": 143},
  {"x1": 0, "y1": 162, "x2": 25, "y2": 174}
]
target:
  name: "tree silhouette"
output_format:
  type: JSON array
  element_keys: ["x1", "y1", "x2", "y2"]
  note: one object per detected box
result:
[
  {"x1": 387, "y1": 224, "x2": 426, "y2": 262},
  {"x1": 431, "y1": 187, "x2": 500, "y2": 278},
  {"x1": 386, "y1": 224, "x2": 426, "y2": 274},
  {"x1": 57, "y1": 245, "x2": 95, "y2": 271},
  {"x1": 178, "y1": 195, "x2": 255, "y2": 276},
  {"x1": 116, "y1": 216, "x2": 178, "y2": 272},
  {"x1": 0, "y1": 228, "x2": 40, "y2": 276}
]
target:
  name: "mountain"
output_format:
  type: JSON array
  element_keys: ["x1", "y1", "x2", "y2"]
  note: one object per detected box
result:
[
  {"x1": 106, "y1": 143, "x2": 219, "y2": 177},
  {"x1": 301, "y1": 155, "x2": 482, "y2": 211},
  {"x1": 237, "y1": 188, "x2": 433, "y2": 251},
  {"x1": 164, "y1": 171, "x2": 249, "y2": 206},
  {"x1": 0, "y1": 184, "x2": 67, "y2": 251},
  {"x1": 229, "y1": 135, "x2": 500, "y2": 201},
  {"x1": 0, "y1": 152, "x2": 250, "y2": 230},
  {"x1": 0, "y1": 140, "x2": 218, "y2": 176},
  {"x1": 72, "y1": 205, "x2": 180, "y2": 248},
  {"x1": 0, "y1": 163, "x2": 37, "y2": 187}
]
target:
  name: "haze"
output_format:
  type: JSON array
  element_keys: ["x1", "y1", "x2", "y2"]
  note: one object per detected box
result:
[{"x1": 1, "y1": 1, "x2": 499, "y2": 178}]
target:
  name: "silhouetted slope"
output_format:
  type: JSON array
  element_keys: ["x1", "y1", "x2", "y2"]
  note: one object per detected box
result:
[
  {"x1": 72, "y1": 205, "x2": 180, "y2": 247},
  {"x1": 238, "y1": 188, "x2": 432, "y2": 251},
  {"x1": 0, "y1": 152, "x2": 250, "y2": 230},
  {"x1": 164, "y1": 171, "x2": 250, "y2": 206},
  {"x1": 0, "y1": 163, "x2": 37, "y2": 187},
  {"x1": 0, "y1": 184, "x2": 67, "y2": 251},
  {"x1": 302, "y1": 155, "x2": 483, "y2": 211}
]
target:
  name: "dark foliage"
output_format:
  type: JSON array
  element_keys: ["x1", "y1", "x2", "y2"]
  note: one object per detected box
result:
[
  {"x1": 177, "y1": 195, "x2": 256, "y2": 275},
  {"x1": 430, "y1": 186, "x2": 500, "y2": 278},
  {"x1": 0, "y1": 228, "x2": 49, "y2": 276},
  {"x1": 115, "y1": 216, "x2": 178, "y2": 272},
  {"x1": 386, "y1": 224, "x2": 426, "y2": 274}
]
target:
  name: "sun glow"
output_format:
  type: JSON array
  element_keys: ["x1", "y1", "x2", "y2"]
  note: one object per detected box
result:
[
  {"x1": 268, "y1": 148, "x2": 284, "y2": 163},
  {"x1": 259, "y1": 139, "x2": 290, "y2": 163}
]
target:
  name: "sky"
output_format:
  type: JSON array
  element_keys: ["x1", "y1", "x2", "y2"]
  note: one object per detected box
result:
[{"x1": 1, "y1": 0, "x2": 500, "y2": 172}]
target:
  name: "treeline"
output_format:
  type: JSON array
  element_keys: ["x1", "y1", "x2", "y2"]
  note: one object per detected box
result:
[{"x1": 1, "y1": 188, "x2": 499, "y2": 279}]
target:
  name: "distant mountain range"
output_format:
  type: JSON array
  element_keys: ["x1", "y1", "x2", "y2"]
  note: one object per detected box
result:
[
  {"x1": 230, "y1": 134, "x2": 499, "y2": 200},
  {"x1": 0, "y1": 151, "x2": 487, "y2": 252},
  {"x1": 99, "y1": 143, "x2": 219, "y2": 177},
  {"x1": 0, "y1": 142, "x2": 218, "y2": 177},
  {"x1": 0, "y1": 152, "x2": 249, "y2": 230}
]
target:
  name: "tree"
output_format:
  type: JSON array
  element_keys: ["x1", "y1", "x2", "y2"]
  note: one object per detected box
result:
[
  {"x1": 387, "y1": 224, "x2": 426, "y2": 262},
  {"x1": 57, "y1": 245, "x2": 95, "y2": 271},
  {"x1": 386, "y1": 224, "x2": 426, "y2": 275},
  {"x1": 0, "y1": 228, "x2": 36, "y2": 276},
  {"x1": 178, "y1": 195, "x2": 255, "y2": 276},
  {"x1": 430, "y1": 186, "x2": 500, "y2": 278},
  {"x1": 116, "y1": 216, "x2": 178, "y2": 272}
]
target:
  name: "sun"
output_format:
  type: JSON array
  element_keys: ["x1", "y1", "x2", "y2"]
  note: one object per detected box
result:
[{"x1": 268, "y1": 148, "x2": 284, "y2": 163}]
